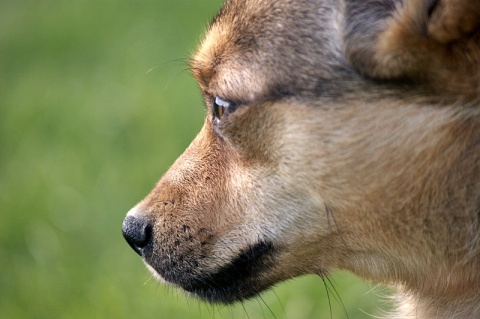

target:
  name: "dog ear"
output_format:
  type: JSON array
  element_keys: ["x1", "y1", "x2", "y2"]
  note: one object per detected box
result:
[
  {"x1": 345, "y1": 0, "x2": 480, "y2": 97},
  {"x1": 427, "y1": 0, "x2": 480, "y2": 43}
]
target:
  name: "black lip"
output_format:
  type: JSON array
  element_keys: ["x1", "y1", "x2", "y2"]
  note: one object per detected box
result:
[
  {"x1": 147, "y1": 240, "x2": 276, "y2": 304},
  {"x1": 180, "y1": 241, "x2": 276, "y2": 303}
]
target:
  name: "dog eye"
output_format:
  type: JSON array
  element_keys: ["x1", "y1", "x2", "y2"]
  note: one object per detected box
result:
[{"x1": 213, "y1": 96, "x2": 231, "y2": 120}]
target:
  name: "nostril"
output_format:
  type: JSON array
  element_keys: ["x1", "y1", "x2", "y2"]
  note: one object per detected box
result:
[{"x1": 122, "y1": 215, "x2": 152, "y2": 256}]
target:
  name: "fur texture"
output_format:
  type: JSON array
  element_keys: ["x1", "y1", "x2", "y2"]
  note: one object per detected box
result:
[{"x1": 123, "y1": 0, "x2": 480, "y2": 317}]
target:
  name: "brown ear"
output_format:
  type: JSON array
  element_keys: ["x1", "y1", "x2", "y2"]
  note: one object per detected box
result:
[
  {"x1": 428, "y1": 0, "x2": 480, "y2": 43},
  {"x1": 345, "y1": 0, "x2": 480, "y2": 98}
]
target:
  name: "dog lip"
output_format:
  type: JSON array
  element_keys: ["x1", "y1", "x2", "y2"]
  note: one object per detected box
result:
[
  {"x1": 177, "y1": 241, "x2": 276, "y2": 303},
  {"x1": 145, "y1": 241, "x2": 276, "y2": 303}
]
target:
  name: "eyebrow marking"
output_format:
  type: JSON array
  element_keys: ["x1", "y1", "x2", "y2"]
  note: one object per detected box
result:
[{"x1": 189, "y1": 57, "x2": 213, "y2": 89}]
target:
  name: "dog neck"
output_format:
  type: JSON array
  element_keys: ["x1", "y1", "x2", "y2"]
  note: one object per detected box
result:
[{"x1": 395, "y1": 287, "x2": 480, "y2": 319}]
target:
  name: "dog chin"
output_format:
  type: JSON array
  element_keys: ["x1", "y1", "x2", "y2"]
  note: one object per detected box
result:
[{"x1": 145, "y1": 241, "x2": 277, "y2": 304}]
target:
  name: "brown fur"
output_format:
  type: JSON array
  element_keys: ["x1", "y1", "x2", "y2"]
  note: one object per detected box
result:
[
  {"x1": 346, "y1": 0, "x2": 480, "y2": 99},
  {"x1": 123, "y1": 0, "x2": 480, "y2": 318}
]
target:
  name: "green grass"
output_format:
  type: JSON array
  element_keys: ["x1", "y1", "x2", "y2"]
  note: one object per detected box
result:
[{"x1": 0, "y1": 1, "x2": 386, "y2": 318}]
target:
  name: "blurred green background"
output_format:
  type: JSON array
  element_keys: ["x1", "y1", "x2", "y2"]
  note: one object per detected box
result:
[{"x1": 0, "y1": 1, "x2": 386, "y2": 318}]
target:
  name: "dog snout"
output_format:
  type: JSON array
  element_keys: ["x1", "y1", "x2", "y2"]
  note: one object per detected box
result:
[{"x1": 122, "y1": 215, "x2": 152, "y2": 256}]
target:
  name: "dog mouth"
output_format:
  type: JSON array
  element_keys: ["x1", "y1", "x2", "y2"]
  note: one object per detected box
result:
[{"x1": 146, "y1": 241, "x2": 277, "y2": 304}]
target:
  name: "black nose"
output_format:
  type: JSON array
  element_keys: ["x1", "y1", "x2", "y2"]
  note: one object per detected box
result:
[{"x1": 122, "y1": 215, "x2": 152, "y2": 256}]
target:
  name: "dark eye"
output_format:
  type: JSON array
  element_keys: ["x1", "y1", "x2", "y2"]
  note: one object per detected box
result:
[{"x1": 213, "y1": 96, "x2": 231, "y2": 121}]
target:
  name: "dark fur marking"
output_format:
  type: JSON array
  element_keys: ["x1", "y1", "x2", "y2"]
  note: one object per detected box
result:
[{"x1": 182, "y1": 241, "x2": 275, "y2": 303}]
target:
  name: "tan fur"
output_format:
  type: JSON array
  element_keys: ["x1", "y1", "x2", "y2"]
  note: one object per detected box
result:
[{"x1": 123, "y1": 0, "x2": 480, "y2": 318}]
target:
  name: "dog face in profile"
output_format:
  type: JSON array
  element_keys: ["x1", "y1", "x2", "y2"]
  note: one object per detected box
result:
[{"x1": 122, "y1": 0, "x2": 480, "y2": 317}]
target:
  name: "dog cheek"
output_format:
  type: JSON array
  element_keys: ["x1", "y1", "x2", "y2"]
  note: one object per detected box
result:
[
  {"x1": 224, "y1": 107, "x2": 340, "y2": 268},
  {"x1": 221, "y1": 102, "x2": 285, "y2": 166}
]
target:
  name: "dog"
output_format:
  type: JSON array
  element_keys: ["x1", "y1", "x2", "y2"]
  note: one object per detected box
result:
[{"x1": 122, "y1": 0, "x2": 480, "y2": 317}]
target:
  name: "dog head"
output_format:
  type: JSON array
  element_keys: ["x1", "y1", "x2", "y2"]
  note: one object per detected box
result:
[{"x1": 123, "y1": 0, "x2": 480, "y2": 306}]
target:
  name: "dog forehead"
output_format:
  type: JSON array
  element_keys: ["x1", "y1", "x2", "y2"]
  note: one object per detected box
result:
[{"x1": 191, "y1": 0, "x2": 350, "y2": 102}]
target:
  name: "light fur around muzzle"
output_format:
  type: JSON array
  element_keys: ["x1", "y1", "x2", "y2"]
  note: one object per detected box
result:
[{"x1": 123, "y1": 0, "x2": 480, "y2": 318}]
